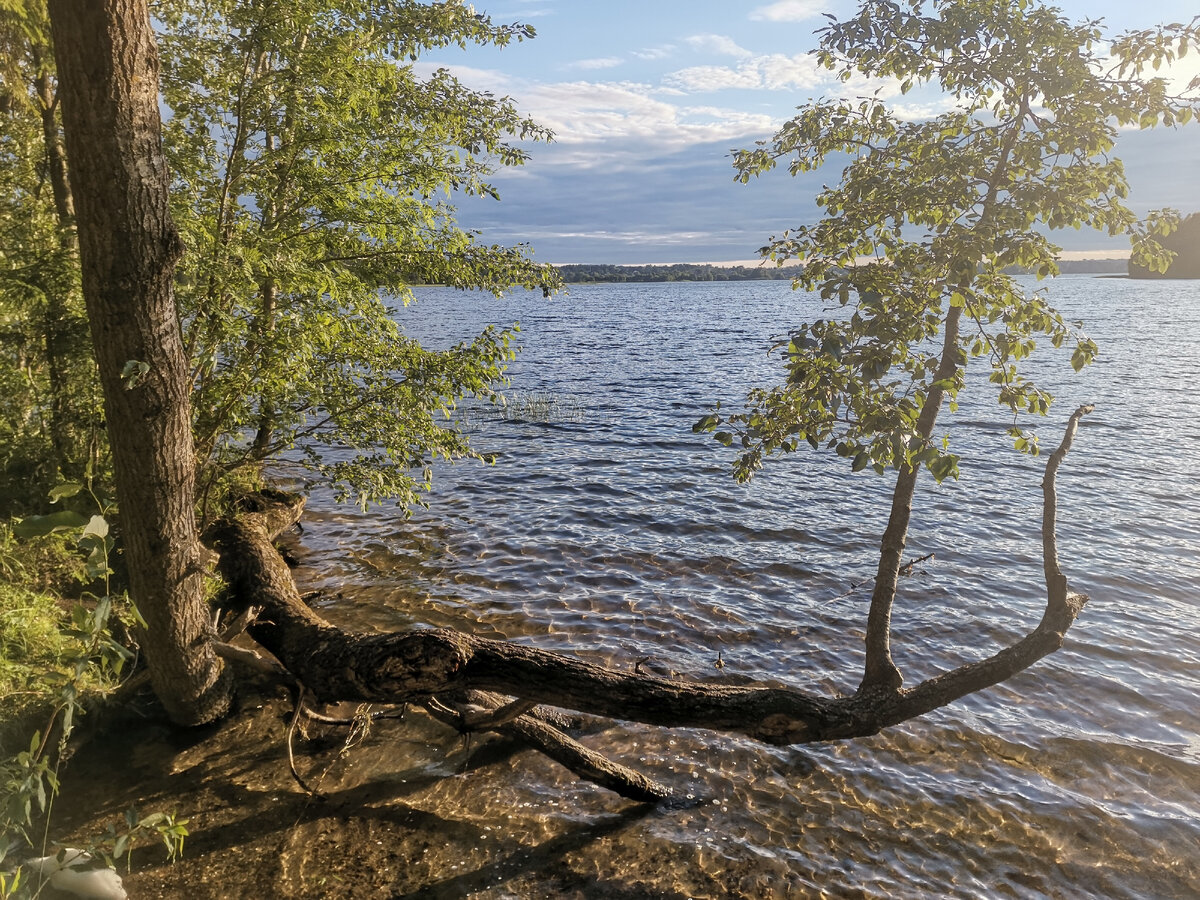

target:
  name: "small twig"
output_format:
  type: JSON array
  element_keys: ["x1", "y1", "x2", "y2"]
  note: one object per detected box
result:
[
  {"x1": 827, "y1": 552, "x2": 936, "y2": 604},
  {"x1": 300, "y1": 704, "x2": 407, "y2": 727},
  {"x1": 423, "y1": 697, "x2": 460, "y2": 727},
  {"x1": 287, "y1": 684, "x2": 324, "y2": 799},
  {"x1": 899, "y1": 551, "x2": 935, "y2": 576},
  {"x1": 219, "y1": 605, "x2": 262, "y2": 641},
  {"x1": 826, "y1": 579, "x2": 865, "y2": 603}
]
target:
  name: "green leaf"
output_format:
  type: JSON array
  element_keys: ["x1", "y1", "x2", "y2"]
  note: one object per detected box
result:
[
  {"x1": 49, "y1": 482, "x2": 84, "y2": 503},
  {"x1": 13, "y1": 511, "x2": 90, "y2": 538},
  {"x1": 928, "y1": 454, "x2": 960, "y2": 483},
  {"x1": 82, "y1": 515, "x2": 109, "y2": 539},
  {"x1": 157, "y1": 0, "x2": 561, "y2": 508},
  {"x1": 121, "y1": 359, "x2": 150, "y2": 390}
]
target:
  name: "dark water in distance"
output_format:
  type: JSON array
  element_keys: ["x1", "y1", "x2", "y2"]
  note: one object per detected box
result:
[{"x1": 291, "y1": 276, "x2": 1200, "y2": 899}]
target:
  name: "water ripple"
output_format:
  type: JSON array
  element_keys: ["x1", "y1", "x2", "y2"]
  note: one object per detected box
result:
[{"x1": 290, "y1": 277, "x2": 1200, "y2": 898}]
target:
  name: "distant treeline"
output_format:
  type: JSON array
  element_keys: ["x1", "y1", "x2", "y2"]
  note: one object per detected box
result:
[
  {"x1": 556, "y1": 263, "x2": 798, "y2": 283},
  {"x1": 1035, "y1": 258, "x2": 1128, "y2": 275},
  {"x1": 556, "y1": 259, "x2": 1129, "y2": 283}
]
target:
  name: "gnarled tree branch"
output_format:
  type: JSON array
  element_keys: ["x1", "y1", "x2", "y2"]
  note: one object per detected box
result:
[{"x1": 201, "y1": 408, "x2": 1091, "y2": 799}]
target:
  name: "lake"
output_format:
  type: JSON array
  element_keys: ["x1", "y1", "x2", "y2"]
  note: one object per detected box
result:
[{"x1": 289, "y1": 276, "x2": 1200, "y2": 898}]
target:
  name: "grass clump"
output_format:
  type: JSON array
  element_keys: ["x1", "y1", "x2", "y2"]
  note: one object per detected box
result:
[
  {"x1": 0, "y1": 584, "x2": 74, "y2": 737},
  {"x1": 496, "y1": 391, "x2": 585, "y2": 424}
]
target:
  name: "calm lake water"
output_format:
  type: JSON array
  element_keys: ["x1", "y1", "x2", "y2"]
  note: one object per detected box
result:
[{"x1": 290, "y1": 276, "x2": 1199, "y2": 899}]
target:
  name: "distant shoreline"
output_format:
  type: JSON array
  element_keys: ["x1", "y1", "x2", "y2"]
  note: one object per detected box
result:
[{"x1": 555, "y1": 259, "x2": 1130, "y2": 284}]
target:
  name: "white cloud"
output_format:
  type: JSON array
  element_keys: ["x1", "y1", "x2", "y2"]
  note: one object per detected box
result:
[
  {"x1": 1159, "y1": 47, "x2": 1200, "y2": 94},
  {"x1": 666, "y1": 64, "x2": 762, "y2": 92},
  {"x1": 632, "y1": 44, "x2": 677, "y2": 61},
  {"x1": 684, "y1": 33, "x2": 753, "y2": 59},
  {"x1": 666, "y1": 53, "x2": 825, "y2": 92},
  {"x1": 888, "y1": 97, "x2": 966, "y2": 121},
  {"x1": 514, "y1": 80, "x2": 776, "y2": 154},
  {"x1": 758, "y1": 53, "x2": 826, "y2": 89},
  {"x1": 414, "y1": 64, "x2": 774, "y2": 156},
  {"x1": 413, "y1": 62, "x2": 513, "y2": 91},
  {"x1": 572, "y1": 57, "x2": 624, "y2": 70},
  {"x1": 524, "y1": 228, "x2": 720, "y2": 245},
  {"x1": 749, "y1": 0, "x2": 828, "y2": 22}
]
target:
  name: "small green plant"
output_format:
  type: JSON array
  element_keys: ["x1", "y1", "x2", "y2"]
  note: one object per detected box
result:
[
  {"x1": 97, "y1": 807, "x2": 190, "y2": 872},
  {"x1": 0, "y1": 483, "x2": 186, "y2": 896}
]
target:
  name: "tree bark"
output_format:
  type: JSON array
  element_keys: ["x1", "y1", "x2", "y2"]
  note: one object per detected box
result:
[
  {"x1": 204, "y1": 409, "x2": 1090, "y2": 797},
  {"x1": 48, "y1": 0, "x2": 231, "y2": 725},
  {"x1": 860, "y1": 304, "x2": 963, "y2": 694}
]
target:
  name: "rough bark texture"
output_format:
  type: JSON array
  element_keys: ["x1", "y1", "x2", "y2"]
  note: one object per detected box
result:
[
  {"x1": 48, "y1": 0, "x2": 230, "y2": 725},
  {"x1": 204, "y1": 410, "x2": 1090, "y2": 798}
]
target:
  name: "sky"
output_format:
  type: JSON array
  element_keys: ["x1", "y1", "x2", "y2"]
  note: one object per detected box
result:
[{"x1": 425, "y1": 0, "x2": 1200, "y2": 264}]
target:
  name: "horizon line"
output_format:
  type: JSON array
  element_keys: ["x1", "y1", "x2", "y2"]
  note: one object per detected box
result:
[{"x1": 550, "y1": 250, "x2": 1132, "y2": 267}]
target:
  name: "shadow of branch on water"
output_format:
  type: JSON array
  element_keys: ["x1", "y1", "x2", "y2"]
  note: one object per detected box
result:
[{"x1": 393, "y1": 803, "x2": 672, "y2": 900}]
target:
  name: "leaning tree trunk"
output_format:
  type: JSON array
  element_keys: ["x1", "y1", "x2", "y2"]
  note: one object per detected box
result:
[
  {"x1": 48, "y1": 0, "x2": 230, "y2": 725},
  {"x1": 205, "y1": 408, "x2": 1091, "y2": 800}
]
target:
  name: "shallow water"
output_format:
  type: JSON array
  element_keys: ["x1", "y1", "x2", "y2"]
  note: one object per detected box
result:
[{"x1": 289, "y1": 276, "x2": 1200, "y2": 898}]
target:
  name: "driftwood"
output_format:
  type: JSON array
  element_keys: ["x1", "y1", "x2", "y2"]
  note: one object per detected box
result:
[{"x1": 201, "y1": 407, "x2": 1092, "y2": 801}]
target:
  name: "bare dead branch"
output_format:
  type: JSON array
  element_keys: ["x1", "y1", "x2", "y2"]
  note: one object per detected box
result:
[
  {"x1": 462, "y1": 697, "x2": 539, "y2": 730},
  {"x1": 1043, "y1": 404, "x2": 1094, "y2": 610},
  {"x1": 299, "y1": 704, "x2": 408, "y2": 727},
  {"x1": 899, "y1": 551, "x2": 935, "y2": 575},
  {"x1": 423, "y1": 690, "x2": 671, "y2": 802},
  {"x1": 219, "y1": 605, "x2": 263, "y2": 641}
]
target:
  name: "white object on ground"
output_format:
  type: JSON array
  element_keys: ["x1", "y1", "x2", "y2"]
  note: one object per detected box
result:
[{"x1": 25, "y1": 849, "x2": 127, "y2": 900}]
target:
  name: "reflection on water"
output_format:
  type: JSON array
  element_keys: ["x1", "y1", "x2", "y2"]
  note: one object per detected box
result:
[{"x1": 290, "y1": 277, "x2": 1200, "y2": 898}]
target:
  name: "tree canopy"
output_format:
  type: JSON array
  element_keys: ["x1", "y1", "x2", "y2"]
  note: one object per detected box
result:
[{"x1": 157, "y1": 0, "x2": 560, "y2": 509}]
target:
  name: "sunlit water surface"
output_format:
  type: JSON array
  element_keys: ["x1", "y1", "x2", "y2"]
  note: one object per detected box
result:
[{"x1": 288, "y1": 277, "x2": 1199, "y2": 898}]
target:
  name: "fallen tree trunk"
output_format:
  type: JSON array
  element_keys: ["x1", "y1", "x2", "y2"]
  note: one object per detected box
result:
[{"x1": 202, "y1": 407, "x2": 1091, "y2": 800}]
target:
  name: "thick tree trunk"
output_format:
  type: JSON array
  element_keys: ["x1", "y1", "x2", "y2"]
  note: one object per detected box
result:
[
  {"x1": 205, "y1": 409, "x2": 1090, "y2": 798},
  {"x1": 48, "y1": 0, "x2": 231, "y2": 725}
]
